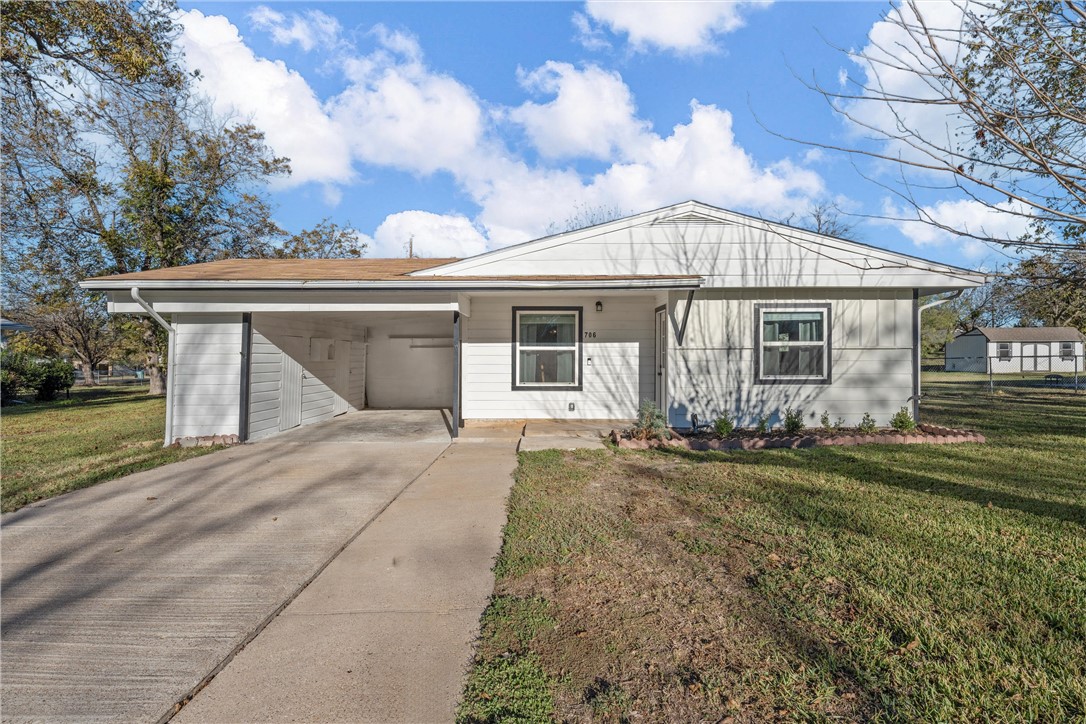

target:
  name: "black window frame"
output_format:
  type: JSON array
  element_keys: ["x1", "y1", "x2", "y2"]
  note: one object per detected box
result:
[
  {"x1": 997, "y1": 342, "x2": 1012, "y2": 359},
  {"x1": 1060, "y1": 341, "x2": 1075, "y2": 361},
  {"x1": 511, "y1": 306, "x2": 584, "y2": 391},
  {"x1": 754, "y1": 303, "x2": 833, "y2": 385}
]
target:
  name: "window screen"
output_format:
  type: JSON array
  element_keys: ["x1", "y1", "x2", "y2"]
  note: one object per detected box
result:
[
  {"x1": 515, "y1": 311, "x2": 579, "y2": 387},
  {"x1": 757, "y1": 308, "x2": 829, "y2": 382}
]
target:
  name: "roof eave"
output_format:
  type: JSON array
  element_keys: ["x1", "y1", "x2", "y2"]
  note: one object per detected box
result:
[{"x1": 79, "y1": 277, "x2": 704, "y2": 292}]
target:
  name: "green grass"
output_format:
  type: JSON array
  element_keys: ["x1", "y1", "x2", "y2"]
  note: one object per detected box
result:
[
  {"x1": 460, "y1": 387, "x2": 1086, "y2": 721},
  {"x1": 1, "y1": 385, "x2": 221, "y2": 513}
]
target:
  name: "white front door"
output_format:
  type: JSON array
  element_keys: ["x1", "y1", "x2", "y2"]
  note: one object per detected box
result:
[
  {"x1": 333, "y1": 339, "x2": 351, "y2": 415},
  {"x1": 654, "y1": 307, "x2": 667, "y2": 411},
  {"x1": 280, "y1": 335, "x2": 304, "y2": 431}
]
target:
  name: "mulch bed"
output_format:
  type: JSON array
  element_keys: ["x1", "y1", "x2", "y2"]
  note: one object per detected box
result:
[{"x1": 612, "y1": 423, "x2": 984, "y2": 451}]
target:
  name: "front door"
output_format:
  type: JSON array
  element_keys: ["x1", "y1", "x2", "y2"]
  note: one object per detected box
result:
[
  {"x1": 333, "y1": 339, "x2": 351, "y2": 415},
  {"x1": 280, "y1": 335, "x2": 304, "y2": 431},
  {"x1": 654, "y1": 307, "x2": 667, "y2": 411}
]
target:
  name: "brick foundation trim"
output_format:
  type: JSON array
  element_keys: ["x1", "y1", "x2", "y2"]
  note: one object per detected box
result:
[{"x1": 611, "y1": 426, "x2": 985, "y2": 451}]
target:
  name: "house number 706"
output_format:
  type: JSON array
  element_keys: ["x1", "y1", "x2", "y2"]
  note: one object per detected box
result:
[{"x1": 583, "y1": 331, "x2": 597, "y2": 339}]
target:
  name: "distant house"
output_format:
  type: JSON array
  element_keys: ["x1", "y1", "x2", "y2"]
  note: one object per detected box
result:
[
  {"x1": 945, "y1": 327, "x2": 1085, "y2": 373},
  {"x1": 0, "y1": 318, "x2": 32, "y2": 349}
]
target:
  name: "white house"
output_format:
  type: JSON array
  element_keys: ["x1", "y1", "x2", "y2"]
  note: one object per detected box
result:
[
  {"x1": 0, "y1": 318, "x2": 32, "y2": 348},
  {"x1": 80, "y1": 201, "x2": 985, "y2": 444},
  {"x1": 945, "y1": 327, "x2": 1085, "y2": 374}
]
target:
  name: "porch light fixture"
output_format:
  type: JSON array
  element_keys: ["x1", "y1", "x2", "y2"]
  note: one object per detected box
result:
[{"x1": 595, "y1": 301, "x2": 603, "y2": 312}]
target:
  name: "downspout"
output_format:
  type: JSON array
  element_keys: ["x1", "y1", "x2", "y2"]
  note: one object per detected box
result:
[
  {"x1": 913, "y1": 289, "x2": 964, "y2": 420},
  {"x1": 131, "y1": 287, "x2": 176, "y2": 447}
]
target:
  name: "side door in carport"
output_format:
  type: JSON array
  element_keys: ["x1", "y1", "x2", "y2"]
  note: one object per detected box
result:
[{"x1": 280, "y1": 335, "x2": 304, "y2": 431}]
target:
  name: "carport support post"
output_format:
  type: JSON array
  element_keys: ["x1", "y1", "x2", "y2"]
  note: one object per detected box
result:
[
  {"x1": 452, "y1": 311, "x2": 461, "y2": 438},
  {"x1": 239, "y1": 313, "x2": 252, "y2": 442}
]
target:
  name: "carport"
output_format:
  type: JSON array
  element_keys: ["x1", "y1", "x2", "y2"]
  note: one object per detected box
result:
[{"x1": 243, "y1": 309, "x2": 461, "y2": 441}]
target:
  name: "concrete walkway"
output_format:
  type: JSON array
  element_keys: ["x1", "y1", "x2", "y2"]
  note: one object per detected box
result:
[
  {"x1": 173, "y1": 441, "x2": 518, "y2": 723},
  {"x1": 1, "y1": 433, "x2": 449, "y2": 724}
]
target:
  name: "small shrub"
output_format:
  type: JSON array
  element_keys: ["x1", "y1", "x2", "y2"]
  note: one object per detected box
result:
[
  {"x1": 632, "y1": 399, "x2": 670, "y2": 440},
  {"x1": 34, "y1": 359, "x2": 75, "y2": 402},
  {"x1": 713, "y1": 413, "x2": 735, "y2": 437},
  {"x1": 858, "y1": 412, "x2": 878, "y2": 434},
  {"x1": 755, "y1": 413, "x2": 771, "y2": 434},
  {"x1": 890, "y1": 406, "x2": 917, "y2": 432},
  {"x1": 783, "y1": 407, "x2": 804, "y2": 435},
  {"x1": 820, "y1": 410, "x2": 845, "y2": 433},
  {"x1": 1, "y1": 350, "x2": 42, "y2": 405}
]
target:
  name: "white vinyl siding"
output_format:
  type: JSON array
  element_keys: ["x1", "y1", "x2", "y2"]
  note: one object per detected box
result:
[
  {"x1": 667, "y1": 289, "x2": 914, "y2": 429},
  {"x1": 414, "y1": 207, "x2": 981, "y2": 291},
  {"x1": 246, "y1": 314, "x2": 365, "y2": 440},
  {"x1": 462, "y1": 294, "x2": 655, "y2": 420},
  {"x1": 171, "y1": 314, "x2": 244, "y2": 441}
]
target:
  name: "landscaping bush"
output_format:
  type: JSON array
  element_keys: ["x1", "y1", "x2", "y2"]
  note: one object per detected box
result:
[
  {"x1": 1, "y1": 350, "x2": 42, "y2": 405},
  {"x1": 713, "y1": 413, "x2": 735, "y2": 437},
  {"x1": 632, "y1": 399, "x2": 670, "y2": 440},
  {"x1": 783, "y1": 407, "x2": 804, "y2": 435},
  {"x1": 819, "y1": 410, "x2": 845, "y2": 433},
  {"x1": 34, "y1": 358, "x2": 75, "y2": 401},
  {"x1": 755, "y1": 413, "x2": 771, "y2": 434},
  {"x1": 0, "y1": 351, "x2": 75, "y2": 404},
  {"x1": 890, "y1": 406, "x2": 918, "y2": 432},
  {"x1": 858, "y1": 412, "x2": 878, "y2": 434}
]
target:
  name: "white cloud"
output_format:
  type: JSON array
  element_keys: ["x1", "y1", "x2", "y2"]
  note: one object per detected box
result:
[
  {"x1": 581, "y1": 0, "x2": 770, "y2": 54},
  {"x1": 509, "y1": 62, "x2": 650, "y2": 160},
  {"x1": 840, "y1": 2, "x2": 992, "y2": 165},
  {"x1": 177, "y1": 11, "x2": 825, "y2": 255},
  {"x1": 475, "y1": 100, "x2": 823, "y2": 246},
  {"x1": 329, "y1": 29, "x2": 485, "y2": 175},
  {"x1": 572, "y1": 12, "x2": 611, "y2": 52},
  {"x1": 176, "y1": 10, "x2": 354, "y2": 187},
  {"x1": 371, "y1": 210, "x2": 489, "y2": 258},
  {"x1": 884, "y1": 198, "x2": 1032, "y2": 258},
  {"x1": 248, "y1": 6, "x2": 342, "y2": 52}
]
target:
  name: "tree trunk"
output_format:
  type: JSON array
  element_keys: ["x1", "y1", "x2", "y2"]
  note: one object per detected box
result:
[{"x1": 78, "y1": 364, "x2": 98, "y2": 386}]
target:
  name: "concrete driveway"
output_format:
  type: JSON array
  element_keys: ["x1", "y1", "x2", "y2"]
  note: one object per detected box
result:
[{"x1": 1, "y1": 411, "x2": 452, "y2": 723}]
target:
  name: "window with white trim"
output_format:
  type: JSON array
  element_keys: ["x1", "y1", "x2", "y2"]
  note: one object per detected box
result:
[
  {"x1": 756, "y1": 306, "x2": 830, "y2": 383},
  {"x1": 513, "y1": 308, "x2": 581, "y2": 389},
  {"x1": 1061, "y1": 341, "x2": 1075, "y2": 361},
  {"x1": 997, "y1": 342, "x2": 1011, "y2": 360}
]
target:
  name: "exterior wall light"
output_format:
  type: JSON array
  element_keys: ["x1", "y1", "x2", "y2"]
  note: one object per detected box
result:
[{"x1": 595, "y1": 301, "x2": 603, "y2": 312}]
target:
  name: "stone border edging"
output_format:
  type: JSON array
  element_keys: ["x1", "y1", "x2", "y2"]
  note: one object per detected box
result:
[{"x1": 611, "y1": 424, "x2": 984, "y2": 451}]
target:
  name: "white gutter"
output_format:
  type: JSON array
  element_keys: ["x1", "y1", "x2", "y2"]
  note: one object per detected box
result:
[
  {"x1": 81, "y1": 277, "x2": 704, "y2": 291},
  {"x1": 130, "y1": 287, "x2": 176, "y2": 447},
  {"x1": 913, "y1": 289, "x2": 964, "y2": 420}
]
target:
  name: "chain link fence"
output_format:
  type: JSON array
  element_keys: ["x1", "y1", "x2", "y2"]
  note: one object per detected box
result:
[{"x1": 922, "y1": 354, "x2": 1083, "y2": 393}]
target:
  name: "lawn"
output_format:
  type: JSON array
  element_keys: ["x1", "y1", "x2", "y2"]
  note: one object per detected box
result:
[
  {"x1": 459, "y1": 387, "x2": 1086, "y2": 722},
  {"x1": 1, "y1": 385, "x2": 220, "y2": 513}
]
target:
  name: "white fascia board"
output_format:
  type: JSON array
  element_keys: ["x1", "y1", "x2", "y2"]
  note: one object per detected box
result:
[
  {"x1": 107, "y1": 302, "x2": 461, "y2": 314},
  {"x1": 81, "y1": 277, "x2": 703, "y2": 291}
]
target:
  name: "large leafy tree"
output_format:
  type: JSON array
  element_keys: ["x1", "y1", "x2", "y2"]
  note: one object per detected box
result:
[{"x1": 3, "y1": 1, "x2": 359, "y2": 391}]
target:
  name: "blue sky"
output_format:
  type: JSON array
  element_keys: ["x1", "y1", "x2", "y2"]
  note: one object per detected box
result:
[{"x1": 175, "y1": 1, "x2": 1022, "y2": 269}]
